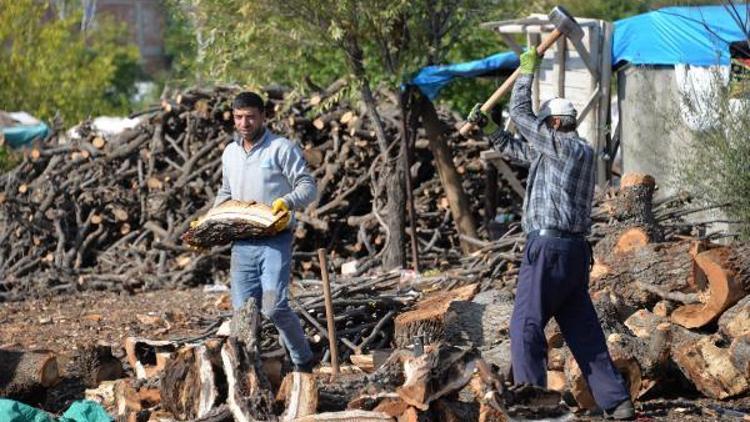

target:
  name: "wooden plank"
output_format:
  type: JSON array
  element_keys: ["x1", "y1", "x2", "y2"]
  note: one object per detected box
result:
[{"x1": 576, "y1": 86, "x2": 601, "y2": 126}]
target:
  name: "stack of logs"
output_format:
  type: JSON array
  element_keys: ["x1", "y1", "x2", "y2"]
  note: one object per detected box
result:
[{"x1": 0, "y1": 81, "x2": 520, "y2": 302}]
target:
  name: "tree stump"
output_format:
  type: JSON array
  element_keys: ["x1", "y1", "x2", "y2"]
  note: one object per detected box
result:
[
  {"x1": 594, "y1": 173, "x2": 663, "y2": 265},
  {"x1": 393, "y1": 284, "x2": 479, "y2": 348}
]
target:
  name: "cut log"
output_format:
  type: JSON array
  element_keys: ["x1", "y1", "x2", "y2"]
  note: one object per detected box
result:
[
  {"x1": 729, "y1": 334, "x2": 750, "y2": 379},
  {"x1": 672, "y1": 335, "x2": 749, "y2": 399},
  {"x1": 396, "y1": 345, "x2": 478, "y2": 411},
  {"x1": 718, "y1": 294, "x2": 750, "y2": 338},
  {"x1": 160, "y1": 343, "x2": 222, "y2": 420},
  {"x1": 594, "y1": 173, "x2": 664, "y2": 268},
  {"x1": 124, "y1": 337, "x2": 176, "y2": 380},
  {"x1": 181, "y1": 200, "x2": 287, "y2": 247},
  {"x1": 0, "y1": 348, "x2": 59, "y2": 399},
  {"x1": 443, "y1": 289, "x2": 514, "y2": 349},
  {"x1": 92, "y1": 136, "x2": 106, "y2": 149},
  {"x1": 293, "y1": 410, "x2": 394, "y2": 422},
  {"x1": 652, "y1": 300, "x2": 676, "y2": 318},
  {"x1": 624, "y1": 309, "x2": 667, "y2": 339},
  {"x1": 547, "y1": 370, "x2": 567, "y2": 392},
  {"x1": 393, "y1": 283, "x2": 479, "y2": 348},
  {"x1": 281, "y1": 372, "x2": 319, "y2": 421},
  {"x1": 371, "y1": 396, "x2": 409, "y2": 418},
  {"x1": 349, "y1": 350, "x2": 392, "y2": 374},
  {"x1": 672, "y1": 246, "x2": 750, "y2": 329},
  {"x1": 547, "y1": 347, "x2": 568, "y2": 372},
  {"x1": 222, "y1": 300, "x2": 274, "y2": 422},
  {"x1": 591, "y1": 241, "x2": 698, "y2": 312},
  {"x1": 85, "y1": 380, "x2": 118, "y2": 408}
]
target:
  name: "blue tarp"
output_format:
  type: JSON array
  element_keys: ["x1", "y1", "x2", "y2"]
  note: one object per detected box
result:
[
  {"x1": 1, "y1": 123, "x2": 50, "y2": 148},
  {"x1": 409, "y1": 5, "x2": 749, "y2": 99},
  {"x1": 613, "y1": 5, "x2": 750, "y2": 66},
  {"x1": 409, "y1": 51, "x2": 519, "y2": 99}
]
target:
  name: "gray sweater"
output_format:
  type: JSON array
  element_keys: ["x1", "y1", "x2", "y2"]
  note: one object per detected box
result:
[{"x1": 214, "y1": 129, "x2": 317, "y2": 212}]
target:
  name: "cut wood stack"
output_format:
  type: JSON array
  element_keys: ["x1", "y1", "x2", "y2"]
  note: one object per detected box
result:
[{"x1": 0, "y1": 81, "x2": 527, "y2": 302}]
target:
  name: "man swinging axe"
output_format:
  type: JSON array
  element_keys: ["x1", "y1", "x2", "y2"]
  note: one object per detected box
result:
[{"x1": 464, "y1": 6, "x2": 635, "y2": 420}]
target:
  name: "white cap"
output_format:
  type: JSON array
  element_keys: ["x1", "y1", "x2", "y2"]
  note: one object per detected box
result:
[{"x1": 537, "y1": 97, "x2": 577, "y2": 121}]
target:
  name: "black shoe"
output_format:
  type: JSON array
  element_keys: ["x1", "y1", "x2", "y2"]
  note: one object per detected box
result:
[
  {"x1": 293, "y1": 359, "x2": 315, "y2": 373},
  {"x1": 604, "y1": 399, "x2": 635, "y2": 420}
]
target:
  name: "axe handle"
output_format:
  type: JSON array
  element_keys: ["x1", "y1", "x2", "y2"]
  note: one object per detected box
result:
[{"x1": 459, "y1": 27, "x2": 564, "y2": 137}]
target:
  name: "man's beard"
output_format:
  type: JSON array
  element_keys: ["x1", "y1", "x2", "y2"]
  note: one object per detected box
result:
[{"x1": 241, "y1": 126, "x2": 264, "y2": 142}]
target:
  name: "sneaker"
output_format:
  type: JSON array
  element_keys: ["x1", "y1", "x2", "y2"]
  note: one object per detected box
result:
[
  {"x1": 293, "y1": 359, "x2": 315, "y2": 373},
  {"x1": 604, "y1": 399, "x2": 635, "y2": 420}
]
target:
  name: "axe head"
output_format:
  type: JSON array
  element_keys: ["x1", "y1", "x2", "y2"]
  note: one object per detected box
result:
[{"x1": 548, "y1": 6, "x2": 583, "y2": 43}]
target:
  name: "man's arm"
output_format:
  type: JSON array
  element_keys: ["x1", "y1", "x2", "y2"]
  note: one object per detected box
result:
[
  {"x1": 509, "y1": 75, "x2": 575, "y2": 160},
  {"x1": 279, "y1": 143, "x2": 317, "y2": 210},
  {"x1": 213, "y1": 157, "x2": 231, "y2": 207},
  {"x1": 488, "y1": 129, "x2": 537, "y2": 164}
]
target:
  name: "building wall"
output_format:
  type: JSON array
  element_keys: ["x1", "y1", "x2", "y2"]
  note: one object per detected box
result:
[
  {"x1": 617, "y1": 66, "x2": 693, "y2": 198},
  {"x1": 96, "y1": 0, "x2": 167, "y2": 74}
]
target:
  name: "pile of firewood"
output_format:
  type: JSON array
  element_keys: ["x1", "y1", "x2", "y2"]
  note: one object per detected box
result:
[{"x1": 0, "y1": 81, "x2": 522, "y2": 302}]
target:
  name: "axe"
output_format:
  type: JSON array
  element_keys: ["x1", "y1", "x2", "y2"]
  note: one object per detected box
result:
[{"x1": 459, "y1": 6, "x2": 584, "y2": 136}]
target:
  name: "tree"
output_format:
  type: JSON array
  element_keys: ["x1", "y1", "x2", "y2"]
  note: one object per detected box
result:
[{"x1": 0, "y1": 0, "x2": 141, "y2": 125}]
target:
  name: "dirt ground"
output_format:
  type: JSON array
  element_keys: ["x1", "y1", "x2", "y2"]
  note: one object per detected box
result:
[
  {"x1": 3, "y1": 289, "x2": 750, "y2": 421},
  {"x1": 0, "y1": 287, "x2": 228, "y2": 355}
]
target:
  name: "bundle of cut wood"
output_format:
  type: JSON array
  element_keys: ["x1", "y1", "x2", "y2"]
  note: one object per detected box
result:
[{"x1": 181, "y1": 200, "x2": 287, "y2": 247}]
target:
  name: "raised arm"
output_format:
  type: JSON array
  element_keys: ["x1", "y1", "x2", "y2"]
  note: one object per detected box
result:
[
  {"x1": 509, "y1": 75, "x2": 579, "y2": 160},
  {"x1": 488, "y1": 129, "x2": 537, "y2": 164}
]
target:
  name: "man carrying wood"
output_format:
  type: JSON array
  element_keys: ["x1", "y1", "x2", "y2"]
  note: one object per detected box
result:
[
  {"x1": 215, "y1": 92, "x2": 317, "y2": 372},
  {"x1": 467, "y1": 50, "x2": 634, "y2": 420}
]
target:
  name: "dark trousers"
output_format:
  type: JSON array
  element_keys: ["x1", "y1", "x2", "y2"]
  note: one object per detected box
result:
[{"x1": 510, "y1": 234, "x2": 630, "y2": 410}]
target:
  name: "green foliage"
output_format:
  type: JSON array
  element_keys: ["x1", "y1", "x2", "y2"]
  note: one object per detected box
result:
[
  {"x1": 671, "y1": 72, "x2": 750, "y2": 238},
  {"x1": 0, "y1": 145, "x2": 20, "y2": 172},
  {"x1": 0, "y1": 0, "x2": 141, "y2": 125}
]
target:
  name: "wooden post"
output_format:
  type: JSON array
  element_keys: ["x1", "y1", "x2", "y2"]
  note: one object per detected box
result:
[
  {"x1": 597, "y1": 20, "x2": 614, "y2": 186},
  {"x1": 317, "y1": 248, "x2": 339, "y2": 379},
  {"x1": 400, "y1": 88, "x2": 420, "y2": 273}
]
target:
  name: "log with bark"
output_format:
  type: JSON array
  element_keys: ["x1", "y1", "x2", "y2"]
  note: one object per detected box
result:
[{"x1": 0, "y1": 348, "x2": 59, "y2": 401}]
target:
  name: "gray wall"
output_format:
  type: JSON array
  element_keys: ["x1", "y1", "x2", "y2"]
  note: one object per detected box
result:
[{"x1": 617, "y1": 65, "x2": 695, "y2": 198}]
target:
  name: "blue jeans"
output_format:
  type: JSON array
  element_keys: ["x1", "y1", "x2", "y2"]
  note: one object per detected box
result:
[
  {"x1": 510, "y1": 235, "x2": 630, "y2": 411},
  {"x1": 230, "y1": 231, "x2": 312, "y2": 365}
]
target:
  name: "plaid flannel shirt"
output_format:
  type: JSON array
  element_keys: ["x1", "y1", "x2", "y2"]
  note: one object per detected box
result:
[{"x1": 488, "y1": 74, "x2": 596, "y2": 235}]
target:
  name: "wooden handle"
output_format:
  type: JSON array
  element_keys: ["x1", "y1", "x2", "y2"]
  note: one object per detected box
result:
[
  {"x1": 459, "y1": 28, "x2": 564, "y2": 137},
  {"x1": 317, "y1": 248, "x2": 339, "y2": 379}
]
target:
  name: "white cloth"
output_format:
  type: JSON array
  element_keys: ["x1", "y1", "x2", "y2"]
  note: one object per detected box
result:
[{"x1": 674, "y1": 64, "x2": 730, "y2": 131}]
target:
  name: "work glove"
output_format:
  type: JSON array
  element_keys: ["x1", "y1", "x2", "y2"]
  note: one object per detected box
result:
[
  {"x1": 271, "y1": 198, "x2": 291, "y2": 232},
  {"x1": 519, "y1": 48, "x2": 541, "y2": 75},
  {"x1": 467, "y1": 103, "x2": 489, "y2": 129}
]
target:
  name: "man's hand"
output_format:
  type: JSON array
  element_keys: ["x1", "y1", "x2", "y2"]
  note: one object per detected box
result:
[
  {"x1": 519, "y1": 48, "x2": 541, "y2": 75},
  {"x1": 467, "y1": 103, "x2": 489, "y2": 130},
  {"x1": 271, "y1": 198, "x2": 291, "y2": 232}
]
